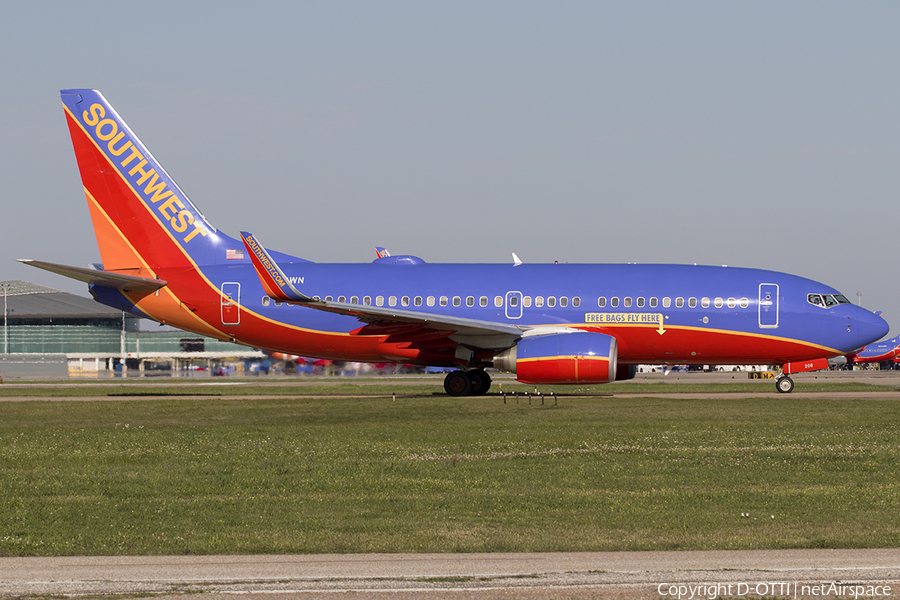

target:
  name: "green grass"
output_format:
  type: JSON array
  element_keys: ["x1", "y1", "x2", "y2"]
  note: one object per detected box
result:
[{"x1": 1, "y1": 390, "x2": 900, "y2": 555}]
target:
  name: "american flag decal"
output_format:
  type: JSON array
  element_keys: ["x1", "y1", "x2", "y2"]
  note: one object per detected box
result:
[{"x1": 226, "y1": 249, "x2": 244, "y2": 260}]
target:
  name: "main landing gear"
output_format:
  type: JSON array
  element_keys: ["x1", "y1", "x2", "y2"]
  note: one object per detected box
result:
[
  {"x1": 775, "y1": 374, "x2": 794, "y2": 393},
  {"x1": 444, "y1": 369, "x2": 492, "y2": 397}
]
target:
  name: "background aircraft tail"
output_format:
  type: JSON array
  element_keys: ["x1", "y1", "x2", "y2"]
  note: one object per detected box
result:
[{"x1": 60, "y1": 89, "x2": 224, "y2": 275}]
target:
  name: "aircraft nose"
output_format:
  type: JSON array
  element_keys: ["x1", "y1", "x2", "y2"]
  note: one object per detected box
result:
[{"x1": 854, "y1": 308, "x2": 890, "y2": 348}]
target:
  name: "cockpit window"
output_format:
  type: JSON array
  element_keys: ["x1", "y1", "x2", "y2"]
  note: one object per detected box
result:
[{"x1": 809, "y1": 293, "x2": 851, "y2": 308}]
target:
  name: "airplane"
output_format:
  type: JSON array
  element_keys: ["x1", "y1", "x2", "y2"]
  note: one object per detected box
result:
[
  {"x1": 18, "y1": 89, "x2": 890, "y2": 396},
  {"x1": 846, "y1": 335, "x2": 900, "y2": 366}
]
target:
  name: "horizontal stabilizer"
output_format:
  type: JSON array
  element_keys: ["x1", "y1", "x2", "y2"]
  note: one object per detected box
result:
[{"x1": 17, "y1": 259, "x2": 167, "y2": 292}]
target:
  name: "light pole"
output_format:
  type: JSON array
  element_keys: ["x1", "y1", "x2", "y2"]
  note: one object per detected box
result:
[{"x1": 3, "y1": 282, "x2": 7, "y2": 354}]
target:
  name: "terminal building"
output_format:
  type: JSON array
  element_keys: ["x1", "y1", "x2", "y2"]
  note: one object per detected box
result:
[{"x1": 0, "y1": 280, "x2": 263, "y2": 378}]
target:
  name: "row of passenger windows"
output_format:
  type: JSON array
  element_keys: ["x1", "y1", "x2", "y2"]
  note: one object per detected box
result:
[
  {"x1": 263, "y1": 295, "x2": 584, "y2": 308},
  {"x1": 261, "y1": 294, "x2": 754, "y2": 310},
  {"x1": 598, "y1": 296, "x2": 751, "y2": 309}
]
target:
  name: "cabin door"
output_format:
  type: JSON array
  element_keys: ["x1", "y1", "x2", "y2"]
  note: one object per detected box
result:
[
  {"x1": 221, "y1": 282, "x2": 241, "y2": 326},
  {"x1": 758, "y1": 283, "x2": 779, "y2": 329}
]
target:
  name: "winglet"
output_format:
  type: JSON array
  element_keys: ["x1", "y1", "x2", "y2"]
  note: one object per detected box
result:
[
  {"x1": 240, "y1": 232, "x2": 315, "y2": 303},
  {"x1": 512, "y1": 252, "x2": 522, "y2": 267},
  {"x1": 376, "y1": 247, "x2": 391, "y2": 258}
]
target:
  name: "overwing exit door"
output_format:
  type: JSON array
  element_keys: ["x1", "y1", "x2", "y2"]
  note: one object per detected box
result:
[{"x1": 505, "y1": 291, "x2": 523, "y2": 319}]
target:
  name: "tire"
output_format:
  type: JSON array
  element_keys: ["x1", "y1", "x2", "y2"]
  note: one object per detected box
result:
[
  {"x1": 776, "y1": 376, "x2": 794, "y2": 394},
  {"x1": 444, "y1": 370, "x2": 473, "y2": 396},
  {"x1": 468, "y1": 370, "x2": 492, "y2": 396}
]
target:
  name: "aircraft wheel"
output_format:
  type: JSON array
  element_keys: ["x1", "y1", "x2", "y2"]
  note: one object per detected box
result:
[
  {"x1": 775, "y1": 376, "x2": 794, "y2": 394},
  {"x1": 444, "y1": 370, "x2": 473, "y2": 396},
  {"x1": 468, "y1": 370, "x2": 492, "y2": 396}
]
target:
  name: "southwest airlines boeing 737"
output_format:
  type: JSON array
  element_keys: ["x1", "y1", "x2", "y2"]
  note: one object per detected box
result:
[{"x1": 19, "y1": 89, "x2": 890, "y2": 395}]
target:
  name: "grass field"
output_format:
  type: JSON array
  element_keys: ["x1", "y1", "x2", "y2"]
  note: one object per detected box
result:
[{"x1": 1, "y1": 383, "x2": 899, "y2": 556}]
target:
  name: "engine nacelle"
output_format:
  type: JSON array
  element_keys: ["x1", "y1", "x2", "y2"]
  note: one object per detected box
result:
[{"x1": 493, "y1": 331, "x2": 618, "y2": 384}]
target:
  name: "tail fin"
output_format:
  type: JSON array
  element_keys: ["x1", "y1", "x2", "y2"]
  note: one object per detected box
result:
[{"x1": 60, "y1": 89, "x2": 221, "y2": 274}]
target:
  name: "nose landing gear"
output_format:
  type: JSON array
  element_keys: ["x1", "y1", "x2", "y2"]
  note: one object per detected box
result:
[{"x1": 775, "y1": 375, "x2": 794, "y2": 393}]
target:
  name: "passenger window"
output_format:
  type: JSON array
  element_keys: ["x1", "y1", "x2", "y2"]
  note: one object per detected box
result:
[
  {"x1": 388, "y1": 296, "x2": 396, "y2": 307},
  {"x1": 338, "y1": 295, "x2": 346, "y2": 303},
  {"x1": 650, "y1": 297, "x2": 658, "y2": 308},
  {"x1": 453, "y1": 296, "x2": 462, "y2": 307},
  {"x1": 376, "y1": 296, "x2": 384, "y2": 307},
  {"x1": 714, "y1": 297, "x2": 723, "y2": 308},
  {"x1": 274, "y1": 301, "x2": 282, "y2": 307},
  {"x1": 548, "y1": 296, "x2": 557, "y2": 308},
  {"x1": 560, "y1": 297, "x2": 568, "y2": 308},
  {"x1": 401, "y1": 296, "x2": 410, "y2": 307},
  {"x1": 727, "y1": 298, "x2": 737, "y2": 308},
  {"x1": 363, "y1": 296, "x2": 371, "y2": 306},
  {"x1": 701, "y1": 297, "x2": 710, "y2": 308},
  {"x1": 350, "y1": 296, "x2": 359, "y2": 304},
  {"x1": 466, "y1": 296, "x2": 475, "y2": 307},
  {"x1": 611, "y1": 297, "x2": 619, "y2": 308},
  {"x1": 325, "y1": 295, "x2": 334, "y2": 302},
  {"x1": 414, "y1": 296, "x2": 422, "y2": 307},
  {"x1": 662, "y1": 297, "x2": 671, "y2": 308},
  {"x1": 494, "y1": 296, "x2": 503, "y2": 307},
  {"x1": 739, "y1": 297, "x2": 750, "y2": 308},
  {"x1": 427, "y1": 296, "x2": 435, "y2": 307},
  {"x1": 441, "y1": 296, "x2": 449, "y2": 307},
  {"x1": 623, "y1": 297, "x2": 632, "y2": 308},
  {"x1": 676, "y1": 297, "x2": 684, "y2": 308},
  {"x1": 535, "y1": 296, "x2": 544, "y2": 308},
  {"x1": 523, "y1": 296, "x2": 532, "y2": 308},
  {"x1": 509, "y1": 296, "x2": 518, "y2": 307},
  {"x1": 637, "y1": 297, "x2": 645, "y2": 308},
  {"x1": 688, "y1": 297, "x2": 697, "y2": 308},
  {"x1": 480, "y1": 296, "x2": 488, "y2": 307},
  {"x1": 262, "y1": 296, "x2": 270, "y2": 307},
  {"x1": 572, "y1": 297, "x2": 581, "y2": 307},
  {"x1": 598, "y1": 297, "x2": 606, "y2": 308}
]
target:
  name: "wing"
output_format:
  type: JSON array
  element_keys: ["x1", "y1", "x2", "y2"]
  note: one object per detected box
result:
[{"x1": 240, "y1": 233, "x2": 528, "y2": 350}]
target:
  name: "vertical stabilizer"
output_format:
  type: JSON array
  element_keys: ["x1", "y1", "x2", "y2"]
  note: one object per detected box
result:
[{"x1": 60, "y1": 89, "x2": 221, "y2": 274}]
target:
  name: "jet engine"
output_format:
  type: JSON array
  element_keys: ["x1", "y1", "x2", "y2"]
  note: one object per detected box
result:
[{"x1": 493, "y1": 331, "x2": 618, "y2": 384}]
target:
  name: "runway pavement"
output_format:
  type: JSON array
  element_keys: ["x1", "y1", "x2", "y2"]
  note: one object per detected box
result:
[{"x1": 2, "y1": 550, "x2": 900, "y2": 598}]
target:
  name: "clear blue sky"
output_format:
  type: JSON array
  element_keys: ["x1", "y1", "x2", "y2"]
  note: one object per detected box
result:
[{"x1": 2, "y1": 2, "x2": 898, "y2": 335}]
